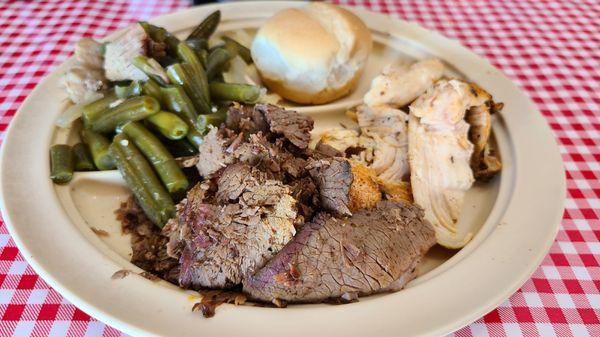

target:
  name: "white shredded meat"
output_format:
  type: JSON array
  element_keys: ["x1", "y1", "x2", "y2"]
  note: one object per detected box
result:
[
  {"x1": 103, "y1": 24, "x2": 148, "y2": 81},
  {"x1": 356, "y1": 105, "x2": 410, "y2": 182},
  {"x1": 318, "y1": 128, "x2": 359, "y2": 153},
  {"x1": 62, "y1": 38, "x2": 106, "y2": 104},
  {"x1": 320, "y1": 59, "x2": 446, "y2": 188},
  {"x1": 74, "y1": 37, "x2": 104, "y2": 69}
]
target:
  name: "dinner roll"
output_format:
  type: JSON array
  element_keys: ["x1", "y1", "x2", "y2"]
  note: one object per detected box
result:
[{"x1": 251, "y1": 3, "x2": 372, "y2": 104}]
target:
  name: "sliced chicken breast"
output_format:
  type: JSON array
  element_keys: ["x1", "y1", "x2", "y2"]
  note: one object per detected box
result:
[
  {"x1": 364, "y1": 58, "x2": 445, "y2": 107},
  {"x1": 408, "y1": 79, "x2": 488, "y2": 248}
]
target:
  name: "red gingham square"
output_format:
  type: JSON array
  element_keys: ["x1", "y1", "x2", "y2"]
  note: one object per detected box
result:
[{"x1": 0, "y1": 0, "x2": 599, "y2": 336}]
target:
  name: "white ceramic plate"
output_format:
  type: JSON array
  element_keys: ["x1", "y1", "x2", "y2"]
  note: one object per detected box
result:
[{"x1": 0, "y1": 2, "x2": 565, "y2": 337}]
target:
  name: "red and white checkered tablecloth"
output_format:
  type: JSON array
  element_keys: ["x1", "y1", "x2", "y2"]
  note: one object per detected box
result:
[{"x1": 0, "y1": 0, "x2": 598, "y2": 336}]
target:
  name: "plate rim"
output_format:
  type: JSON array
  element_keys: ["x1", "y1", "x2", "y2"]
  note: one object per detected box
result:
[{"x1": 0, "y1": 2, "x2": 565, "y2": 337}]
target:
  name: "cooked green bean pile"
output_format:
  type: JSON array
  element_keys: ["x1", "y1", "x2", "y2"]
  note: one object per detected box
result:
[{"x1": 50, "y1": 10, "x2": 261, "y2": 227}]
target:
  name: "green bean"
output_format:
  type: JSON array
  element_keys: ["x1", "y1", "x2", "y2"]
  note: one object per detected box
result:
[
  {"x1": 197, "y1": 49, "x2": 208, "y2": 68},
  {"x1": 146, "y1": 111, "x2": 189, "y2": 140},
  {"x1": 115, "y1": 81, "x2": 142, "y2": 99},
  {"x1": 142, "y1": 79, "x2": 199, "y2": 140},
  {"x1": 160, "y1": 85, "x2": 197, "y2": 125},
  {"x1": 196, "y1": 107, "x2": 227, "y2": 134},
  {"x1": 186, "y1": 129, "x2": 204, "y2": 148},
  {"x1": 141, "y1": 78, "x2": 163, "y2": 103},
  {"x1": 144, "y1": 78, "x2": 200, "y2": 142},
  {"x1": 187, "y1": 10, "x2": 220, "y2": 40},
  {"x1": 90, "y1": 96, "x2": 160, "y2": 133},
  {"x1": 166, "y1": 63, "x2": 211, "y2": 115},
  {"x1": 50, "y1": 144, "x2": 74, "y2": 184},
  {"x1": 185, "y1": 38, "x2": 208, "y2": 52},
  {"x1": 176, "y1": 42, "x2": 210, "y2": 101},
  {"x1": 72, "y1": 143, "x2": 95, "y2": 171},
  {"x1": 110, "y1": 133, "x2": 175, "y2": 227},
  {"x1": 222, "y1": 36, "x2": 252, "y2": 64},
  {"x1": 206, "y1": 47, "x2": 232, "y2": 80},
  {"x1": 82, "y1": 92, "x2": 119, "y2": 127},
  {"x1": 133, "y1": 55, "x2": 169, "y2": 86},
  {"x1": 121, "y1": 122, "x2": 189, "y2": 196},
  {"x1": 139, "y1": 21, "x2": 180, "y2": 53},
  {"x1": 159, "y1": 85, "x2": 204, "y2": 147},
  {"x1": 164, "y1": 138, "x2": 199, "y2": 157},
  {"x1": 209, "y1": 82, "x2": 261, "y2": 103},
  {"x1": 80, "y1": 129, "x2": 115, "y2": 170}
]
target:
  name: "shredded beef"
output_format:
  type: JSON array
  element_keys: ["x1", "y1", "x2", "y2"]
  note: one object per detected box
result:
[
  {"x1": 256, "y1": 104, "x2": 314, "y2": 150},
  {"x1": 288, "y1": 177, "x2": 319, "y2": 220},
  {"x1": 307, "y1": 158, "x2": 354, "y2": 216},
  {"x1": 226, "y1": 104, "x2": 313, "y2": 151},
  {"x1": 280, "y1": 156, "x2": 307, "y2": 178},
  {"x1": 196, "y1": 127, "x2": 234, "y2": 178},
  {"x1": 164, "y1": 178, "x2": 297, "y2": 289},
  {"x1": 233, "y1": 133, "x2": 283, "y2": 177},
  {"x1": 116, "y1": 197, "x2": 179, "y2": 284},
  {"x1": 215, "y1": 163, "x2": 254, "y2": 202},
  {"x1": 314, "y1": 141, "x2": 343, "y2": 158},
  {"x1": 226, "y1": 103, "x2": 269, "y2": 134}
]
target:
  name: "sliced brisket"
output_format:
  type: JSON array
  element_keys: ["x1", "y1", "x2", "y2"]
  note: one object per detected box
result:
[
  {"x1": 243, "y1": 201, "x2": 436, "y2": 303},
  {"x1": 307, "y1": 158, "x2": 353, "y2": 216}
]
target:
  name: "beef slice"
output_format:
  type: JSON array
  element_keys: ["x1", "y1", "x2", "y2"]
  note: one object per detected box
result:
[
  {"x1": 307, "y1": 158, "x2": 353, "y2": 216},
  {"x1": 243, "y1": 201, "x2": 436, "y2": 303}
]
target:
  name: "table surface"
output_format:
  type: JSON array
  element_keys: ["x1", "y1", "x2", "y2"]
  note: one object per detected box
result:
[{"x1": 0, "y1": 0, "x2": 598, "y2": 336}]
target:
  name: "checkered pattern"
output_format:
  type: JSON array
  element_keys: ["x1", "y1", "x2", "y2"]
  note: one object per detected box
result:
[{"x1": 0, "y1": 0, "x2": 598, "y2": 336}]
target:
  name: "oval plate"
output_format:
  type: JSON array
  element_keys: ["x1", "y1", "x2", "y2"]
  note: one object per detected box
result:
[{"x1": 0, "y1": 2, "x2": 564, "y2": 337}]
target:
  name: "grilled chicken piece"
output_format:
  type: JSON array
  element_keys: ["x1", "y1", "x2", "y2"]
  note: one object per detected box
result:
[
  {"x1": 317, "y1": 128, "x2": 360, "y2": 154},
  {"x1": 352, "y1": 59, "x2": 446, "y2": 183},
  {"x1": 320, "y1": 59, "x2": 446, "y2": 198},
  {"x1": 356, "y1": 104, "x2": 410, "y2": 182},
  {"x1": 465, "y1": 84, "x2": 503, "y2": 180},
  {"x1": 378, "y1": 180, "x2": 413, "y2": 203},
  {"x1": 474, "y1": 143, "x2": 502, "y2": 180},
  {"x1": 104, "y1": 24, "x2": 149, "y2": 81},
  {"x1": 63, "y1": 38, "x2": 107, "y2": 104},
  {"x1": 364, "y1": 59, "x2": 445, "y2": 107},
  {"x1": 348, "y1": 161, "x2": 382, "y2": 211},
  {"x1": 408, "y1": 79, "x2": 489, "y2": 249}
]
